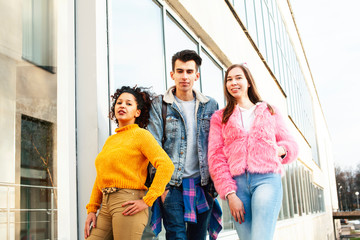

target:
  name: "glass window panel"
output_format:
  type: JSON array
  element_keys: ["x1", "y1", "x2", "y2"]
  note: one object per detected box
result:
[
  {"x1": 284, "y1": 34, "x2": 291, "y2": 71},
  {"x1": 277, "y1": 46, "x2": 284, "y2": 86},
  {"x1": 254, "y1": 0, "x2": 265, "y2": 55},
  {"x1": 281, "y1": 174, "x2": 290, "y2": 219},
  {"x1": 301, "y1": 167, "x2": 309, "y2": 215},
  {"x1": 20, "y1": 116, "x2": 56, "y2": 239},
  {"x1": 275, "y1": 15, "x2": 282, "y2": 52},
  {"x1": 21, "y1": 116, "x2": 53, "y2": 174},
  {"x1": 310, "y1": 182, "x2": 315, "y2": 213},
  {"x1": 200, "y1": 49, "x2": 224, "y2": 108},
  {"x1": 246, "y1": 0, "x2": 258, "y2": 46},
  {"x1": 321, "y1": 189, "x2": 325, "y2": 212},
  {"x1": 261, "y1": 1, "x2": 274, "y2": 70},
  {"x1": 20, "y1": 186, "x2": 57, "y2": 239},
  {"x1": 315, "y1": 188, "x2": 319, "y2": 212},
  {"x1": 285, "y1": 165, "x2": 294, "y2": 217},
  {"x1": 282, "y1": 53, "x2": 289, "y2": 94},
  {"x1": 291, "y1": 163, "x2": 299, "y2": 215},
  {"x1": 296, "y1": 166, "x2": 304, "y2": 215},
  {"x1": 108, "y1": 0, "x2": 165, "y2": 94},
  {"x1": 304, "y1": 171, "x2": 311, "y2": 214},
  {"x1": 164, "y1": 13, "x2": 199, "y2": 90},
  {"x1": 269, "y1": 14, "x2": 277, "y2": 77},
  {"x1": 301, "y1": 168, "x2": 307, "y2": 215},
  {"x1": 319, "y1": 189, "x2": 322, "y2": 212},
  {"x1": 268, "y1": 0, "x2": 275, "y2": 17},
  {"x1": 278, "y1": 204, "x2": 284, "y2": 220},
  {"x1": 234, "y1": 0, "x2": 248, "y2": 28},
  {"x1": 22, "y1": 0, "x2": 56, "y2": 73}
]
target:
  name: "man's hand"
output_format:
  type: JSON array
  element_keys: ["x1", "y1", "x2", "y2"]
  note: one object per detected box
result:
[{"x1": 161, "y1": 189, "x2": 169, "y2": 203}]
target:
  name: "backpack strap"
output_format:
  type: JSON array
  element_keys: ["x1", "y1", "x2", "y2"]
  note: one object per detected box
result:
[{"x1": 161, "y1": 95, "x2": 167, "y2": 147}]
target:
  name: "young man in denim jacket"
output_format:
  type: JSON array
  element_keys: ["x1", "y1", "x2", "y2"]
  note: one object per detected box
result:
[{"x1": 147, "y1": 49, "x2": 219, "y2": 240}]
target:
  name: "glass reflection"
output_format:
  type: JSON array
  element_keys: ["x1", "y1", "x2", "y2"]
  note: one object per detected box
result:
[
  {"x1": 22, "y1": 0, "x2": 56, "y2": 73},
  {"x1": 164, "y1": 13, "x2": 199, "y2": 90},
  {"x1": 109, "y1": 0, "x2": 165, "y2": 94},
  {"x1": 200, "y1": 49, "x2": 224, "y2": 108}
]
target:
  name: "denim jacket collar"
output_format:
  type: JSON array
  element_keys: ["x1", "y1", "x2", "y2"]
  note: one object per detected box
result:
[{"x1": 163, "y1": 86, "x2": 210, "y2": 104}]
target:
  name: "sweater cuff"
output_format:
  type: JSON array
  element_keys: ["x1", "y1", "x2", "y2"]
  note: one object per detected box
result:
[
  {"x1": 86, "y1": 204, "x2": 100, "y2": 214},
  {"x1": 143, "y1": 194, "x2": 157, "y2": 207},
  {"x1": 225, "y1": 190, "x2": 236, "y2": 199}
]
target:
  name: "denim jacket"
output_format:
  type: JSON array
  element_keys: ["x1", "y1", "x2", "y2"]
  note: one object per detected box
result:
[{"x1": 148, "y1": 86, "x2": 218, "y2": 187}]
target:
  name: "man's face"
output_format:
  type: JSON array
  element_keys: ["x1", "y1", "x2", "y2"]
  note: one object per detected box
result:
[{"x1": 170, "y1": 60, "x2": 199, "y2": 94}]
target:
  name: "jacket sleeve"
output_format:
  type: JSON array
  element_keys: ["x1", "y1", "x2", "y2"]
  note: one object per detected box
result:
[
  {"x1": 147, "y1": 97, "x2": 164, "y2": 146},
  {"x1": 273, "y1": 107, "x2": 299, "y2": 164},
  {"x1": 208, "y1": 111, "x2": 237, "y2": 199},
  {"x1": 86, "y1": 176, "x2": 103, "y2": 214},
  {"x1": 140, "y1": 131, "x2": 174, "y2": 207}
]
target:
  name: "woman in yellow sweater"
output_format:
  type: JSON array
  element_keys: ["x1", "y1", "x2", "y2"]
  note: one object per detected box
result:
[{"x1": 84, "y1": 86, "x2": 174, "y2": 240}]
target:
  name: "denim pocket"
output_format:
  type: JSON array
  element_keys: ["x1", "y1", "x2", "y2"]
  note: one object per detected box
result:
[
  {"x1": 165, "y1": 116, "x2": 180, "y2": 149},
  {"x1": 166, "y1": 116, "x2": 179, "y2": 133},
  {"x1": 200, "y1": 116, "x2": 211, "y2": 132}
]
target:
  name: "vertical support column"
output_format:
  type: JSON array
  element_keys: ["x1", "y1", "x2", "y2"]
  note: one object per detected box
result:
[
  {"x1": 75, "y1": 0, "x2": 109, "y2": 239},
  {"x1": 57, "y1": 0, "x2": 77, "y2": 239}
]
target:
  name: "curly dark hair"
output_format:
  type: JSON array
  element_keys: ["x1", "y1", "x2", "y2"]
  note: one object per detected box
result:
[{"x1": 109, "y1": 86, "x2": 153, "y2": 128}]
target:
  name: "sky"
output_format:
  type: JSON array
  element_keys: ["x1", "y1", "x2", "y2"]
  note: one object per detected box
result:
[{"x1": 290, "y1": 0, "x2": 360, "y2": 170}]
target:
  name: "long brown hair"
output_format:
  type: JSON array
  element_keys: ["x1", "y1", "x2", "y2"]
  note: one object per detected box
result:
[{"x1": 222, "y1": 63, "x2": 274, "y2": 124}]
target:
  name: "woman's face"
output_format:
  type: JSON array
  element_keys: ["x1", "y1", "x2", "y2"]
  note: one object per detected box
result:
[
  {"x1": 226, "y1": 67, "x2": 250, "y2": 100},
  {"x1": 114, "y1": 92, "x2": 141, "y2": 127}
]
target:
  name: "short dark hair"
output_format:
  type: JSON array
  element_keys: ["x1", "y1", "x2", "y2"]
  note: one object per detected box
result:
[
  {"x1": 109, "y1": 86, "x2": 153, "y2": 128},
  {"x1": 171, "y1": 49, "x2": 202, "y2": 71}
]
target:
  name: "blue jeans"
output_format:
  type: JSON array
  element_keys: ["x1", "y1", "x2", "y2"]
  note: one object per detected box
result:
[
  {"x1": 161, "y1": 186, "x2": 213, "y2": 240},
  {"x1": 233, "y1": 172, "x2": 282, "y2": 240}
]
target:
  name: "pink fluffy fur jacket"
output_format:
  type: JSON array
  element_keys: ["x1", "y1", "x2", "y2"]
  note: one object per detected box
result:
[{"x1": 208, "y1": 102, "x2": 299, "y2": 199}]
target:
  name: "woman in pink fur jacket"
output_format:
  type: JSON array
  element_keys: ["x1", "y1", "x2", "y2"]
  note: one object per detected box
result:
[{"x1": 208, "y1": 63, "x2": 298, "y2": 240}]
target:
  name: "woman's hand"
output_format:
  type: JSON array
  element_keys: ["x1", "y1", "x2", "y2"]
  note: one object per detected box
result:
[
  {"x1": 227, "y1": 193, "x2": 245, "y2": 223},
  {"x1": 84, "y1": 212, "x2": 96, "y2": 239},
  {"x1": 277, "y1": 146, "x2": 286, "y2": 157},
  {"x1": 122, "y1": 199, "x2": 148, "y2": 216}
]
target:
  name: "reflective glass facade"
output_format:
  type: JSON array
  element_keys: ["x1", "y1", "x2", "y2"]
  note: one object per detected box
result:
[
  {"x1": 0, "y1": 0, "x2": 57, "y2": 238},
  {"x1": 233, "y1": 0, "x2": 319, "y2": 165}
]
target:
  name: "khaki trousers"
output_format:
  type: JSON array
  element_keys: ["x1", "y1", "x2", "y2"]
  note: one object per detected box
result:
[{"x1": 87, "y1": 189, "x2": 148, "y2": 240}]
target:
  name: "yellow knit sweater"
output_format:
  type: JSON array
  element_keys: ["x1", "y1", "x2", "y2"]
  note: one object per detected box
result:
[{"x1": 86, "y1": 124, "x2": 174, "y2": 214}]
